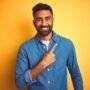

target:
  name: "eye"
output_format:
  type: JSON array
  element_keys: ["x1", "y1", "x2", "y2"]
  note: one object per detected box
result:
[
  {"x1": 35, "y1": 18, "x2": 42, "y2": 22},
  {"x1": 45, "y1": 16, "x2": 51, "y2": 21}
]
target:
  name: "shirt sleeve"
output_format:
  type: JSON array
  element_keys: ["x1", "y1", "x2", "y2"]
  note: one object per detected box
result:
[
  {"x1": 67, "y1": 41, "x2": 83, "y2": 90},
  {"x1": 15, "y1": 45, "x2": 37, "y2": 89},
  {"x1": 24, "y1": 70, "x2": 37, "y2": 85}
]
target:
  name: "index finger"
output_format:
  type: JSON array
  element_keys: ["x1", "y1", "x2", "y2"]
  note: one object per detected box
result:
[{"x1": 49, "y1": 43, "x2": 58, "y2": 53}]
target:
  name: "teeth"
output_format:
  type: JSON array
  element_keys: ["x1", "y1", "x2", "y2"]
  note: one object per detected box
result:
[
  {"x1": 42, "y1": 27, "x2": 48, "y2": 29},
  {"x1": 40, "y1": 27, "x2": 49, "y2": 31}
]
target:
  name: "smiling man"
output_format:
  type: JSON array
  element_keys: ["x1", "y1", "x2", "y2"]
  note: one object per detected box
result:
[{"x1": 15, "y1": 3, "x2": 83, "y2": 90}]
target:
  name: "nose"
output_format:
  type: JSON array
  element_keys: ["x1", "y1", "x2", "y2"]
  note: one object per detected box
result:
[{"x1": 42, "y1": 19, "x2": 47, "y2": 26}]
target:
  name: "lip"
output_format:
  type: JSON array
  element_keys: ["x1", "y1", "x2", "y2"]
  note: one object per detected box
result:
[{"x1": 41, "y1": 27, "x2": 49, "y2": 30}]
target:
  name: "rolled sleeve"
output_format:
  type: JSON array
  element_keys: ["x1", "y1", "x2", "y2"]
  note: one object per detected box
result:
[{"x1": 24, "y1": 70, "x2": 37, "y2": 85}]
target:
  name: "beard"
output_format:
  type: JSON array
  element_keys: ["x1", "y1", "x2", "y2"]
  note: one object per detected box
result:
[{"x1": 36, "y1": 25, "x2": 53, "y2": 36}]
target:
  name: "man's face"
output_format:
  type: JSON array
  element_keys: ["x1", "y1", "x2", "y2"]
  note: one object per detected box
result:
[{"x1": 33, "y1": 10, "x2": 53, "y2": 36}]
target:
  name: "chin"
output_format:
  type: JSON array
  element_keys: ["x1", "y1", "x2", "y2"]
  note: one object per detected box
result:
[{"x1": 40, "y1": 30, "x2": 52, "y2": 36}]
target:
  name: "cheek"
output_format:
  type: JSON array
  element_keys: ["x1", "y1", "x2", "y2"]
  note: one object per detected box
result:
[
  {"x1": 48, "y1": 22, "x2": 53, "y2": 27},
  {"x1": 48, "y1": 20, "x2": 53, "y2": 25},
  {"x1": 35, "y1": 22, "x2": 42, "y2": 28}
]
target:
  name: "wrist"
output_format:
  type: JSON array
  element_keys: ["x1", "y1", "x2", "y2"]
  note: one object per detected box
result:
[{"x1": 40, "y1": 60, "x2": 46, "y2": 69}]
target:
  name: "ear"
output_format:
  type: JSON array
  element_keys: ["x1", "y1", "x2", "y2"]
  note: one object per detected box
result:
[
  {"x1": 52, "y1": 17, "x2": 54, "y2": 25},
  {"x1": 33, "y1": 19, "x2": 35, "y2": 26},
  {"x1": 52, "y1": 17, "x2": 54, "y2": 21}
]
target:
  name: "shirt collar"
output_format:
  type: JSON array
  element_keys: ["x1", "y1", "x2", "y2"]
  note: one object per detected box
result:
[{"x1": 35, "y1": 31, "x2": 60, "y2": 44}]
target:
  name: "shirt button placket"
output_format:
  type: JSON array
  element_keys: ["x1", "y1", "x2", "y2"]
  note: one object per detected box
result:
[
  {"x1": 48, "y1": 80, "x2": 50, "y2": 84},
  {"x1": 46, "y1": 68, "x2": 51, "y2": 90},
  {"x1": 47, "y1": 68, "x2": 50, "y2": 71}
]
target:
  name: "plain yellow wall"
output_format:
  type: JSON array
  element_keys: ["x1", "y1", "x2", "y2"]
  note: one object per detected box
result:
[{"x1": 0, "y1": 0, "x2": 90, "y2": 90}]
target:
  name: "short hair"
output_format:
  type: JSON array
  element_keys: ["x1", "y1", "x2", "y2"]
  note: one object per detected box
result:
[{"x1": 32, "y1": 3, "x2": 53, "y2": 17}]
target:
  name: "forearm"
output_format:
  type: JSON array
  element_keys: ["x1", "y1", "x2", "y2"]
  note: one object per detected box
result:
[
  {"x1": 31, "y1": 60, "x2": 45, "y2": 80},
  {"x1": 31, "y1": 51, "x2": 55, "y2": 80}
]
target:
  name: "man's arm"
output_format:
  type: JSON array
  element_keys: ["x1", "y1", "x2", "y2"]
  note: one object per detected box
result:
[
  {"x1": 31, "y1": 43, "x2": 57, "y2": 80},
  {"x1": 16, "y1": 44, "x2": 56, "y2": 88},
  {"x1": 67, "y1": 42, "x2": 83, "y2": 90},
  {"x1": 16, "y1": 46, "x2": 31, "y2": 89},
  {"x1": 31, "y1": 51, "x2": 55, "y2": 80}
]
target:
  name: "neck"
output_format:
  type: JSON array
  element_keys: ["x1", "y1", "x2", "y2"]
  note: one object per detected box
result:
[{"x1": 38, "y1": 32, "x2": 52, "y2": 41}]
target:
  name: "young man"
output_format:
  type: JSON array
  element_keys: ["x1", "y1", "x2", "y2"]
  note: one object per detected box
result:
[{"x1": 16, "y1": 3, "x2": 83, "y2": 90}]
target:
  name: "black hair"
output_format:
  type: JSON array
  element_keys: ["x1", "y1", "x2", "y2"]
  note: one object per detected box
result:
[{"x1": 32, "y1": 3, "x2": 53, "y2": 16}]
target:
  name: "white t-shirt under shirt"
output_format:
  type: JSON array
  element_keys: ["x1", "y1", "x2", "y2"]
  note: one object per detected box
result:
[{"x1": 41, "y1": 40, "x2": 50, "y2": 50}]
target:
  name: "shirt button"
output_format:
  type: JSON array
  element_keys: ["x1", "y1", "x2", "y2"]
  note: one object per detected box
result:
[
  {"x1": 43, "y1": 46, "x2": 46, "y2": 49},
  {"x1": 48, "y1": 81, "x2": 50, "y2": 84},
  {"x1": 47, "y1": 68, "x2": 50, "y2": 71}
]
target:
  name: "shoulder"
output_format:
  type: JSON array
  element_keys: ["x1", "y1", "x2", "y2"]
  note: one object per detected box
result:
[
  {"x1": 61, "y1": 36, "x2": 73, "y2": 46},
  {"x1": 56, "y1": 33, "x2": 73, "y2": 45},
  {"x1": 56, "y1": 34, "x2": 75, "y2": 50},
  {"x1": 18, "y1": 36, "x2": 36, "y2": 50}
]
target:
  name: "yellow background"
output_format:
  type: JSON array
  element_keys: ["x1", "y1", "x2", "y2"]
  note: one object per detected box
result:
[{"x1": 0, "y1": 0, "x2": 90, "y2": 90}]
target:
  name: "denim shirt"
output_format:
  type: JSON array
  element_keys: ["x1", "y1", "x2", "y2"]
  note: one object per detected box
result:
[{"x1": 15, "y1": 32, "x2": 83, "y2": 90}]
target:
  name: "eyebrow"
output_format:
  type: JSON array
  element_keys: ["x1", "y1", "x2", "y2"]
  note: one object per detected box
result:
[{"x1": 35, "y1": 15, "x2": 52, "y2": 19}]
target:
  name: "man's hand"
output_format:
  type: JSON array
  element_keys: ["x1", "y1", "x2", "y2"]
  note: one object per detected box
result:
[
  {"x1": 41, "y1": 50, "x2": 55, "y2": 68},
  {"x1": 41, "y1": 43, "x2": 57, "y2": 68}
]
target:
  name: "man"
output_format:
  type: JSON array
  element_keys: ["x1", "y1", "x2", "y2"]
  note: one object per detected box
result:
[{"x1": 15, "y1": 3, "x2": 83, "y2": 90}]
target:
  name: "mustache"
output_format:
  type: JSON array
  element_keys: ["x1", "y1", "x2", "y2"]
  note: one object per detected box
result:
[{"x1": 39, "y1": 25, "x2": 50, "y2": 28}]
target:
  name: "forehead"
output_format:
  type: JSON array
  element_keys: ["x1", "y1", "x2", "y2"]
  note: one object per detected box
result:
[{"x1": 34, "y1": 10, "x2": 53, "y2": 18}]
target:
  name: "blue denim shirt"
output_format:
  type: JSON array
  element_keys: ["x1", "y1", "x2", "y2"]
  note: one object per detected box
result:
[{"x1": 16, "y1": 32, "x2": 83, "y2": 90}]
